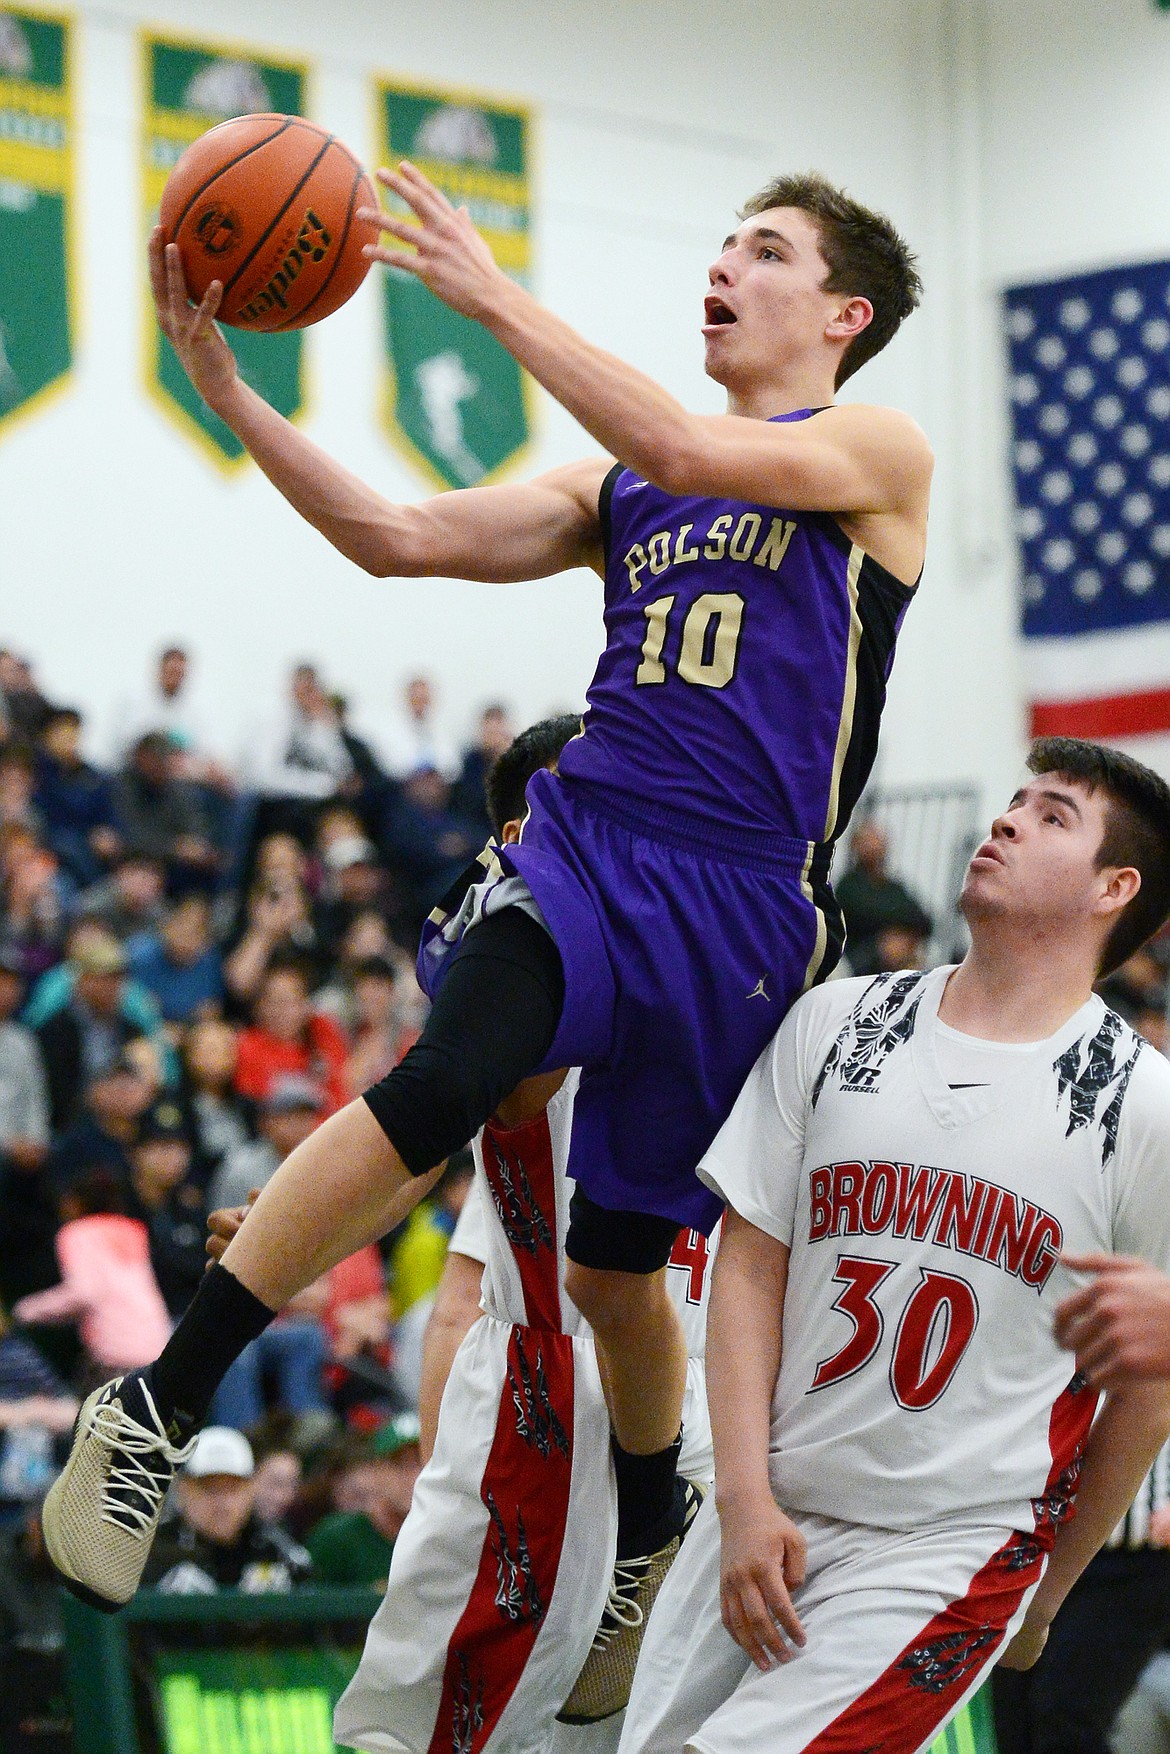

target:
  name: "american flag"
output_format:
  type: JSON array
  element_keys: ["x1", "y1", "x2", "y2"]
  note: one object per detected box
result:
[{"x1": 1004, "y1": 259, "x2": 1170, "y2": 747}]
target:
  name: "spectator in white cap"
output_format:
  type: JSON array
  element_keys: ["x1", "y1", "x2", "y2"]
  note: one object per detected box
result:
[{"x1": 143, "y1": 1424, "x2": 312, "y2": 1592}]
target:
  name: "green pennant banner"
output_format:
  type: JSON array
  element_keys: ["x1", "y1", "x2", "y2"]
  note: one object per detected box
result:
[
  {"x1": 0, "y1": 7, "x2": 75, "y2": 436},
  {"x1": 375, "y1": 78, "x2": 534, "y2": 490},
  {"x1": 142, "y1": 33, "x2": 308, "y2": 469}
]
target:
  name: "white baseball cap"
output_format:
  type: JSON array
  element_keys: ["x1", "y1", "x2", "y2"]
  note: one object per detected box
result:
[{"x1": 184, "y1": 1426, "x2": 255, "y2": 1480}]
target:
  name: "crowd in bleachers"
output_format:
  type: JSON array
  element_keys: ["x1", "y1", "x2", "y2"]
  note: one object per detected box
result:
[{"x1": 0, "y1": 639, "x2": 514, "y2": 1745}]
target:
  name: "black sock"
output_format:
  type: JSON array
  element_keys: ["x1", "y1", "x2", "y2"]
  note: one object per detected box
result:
[
  {"x1": 612, "y1": 1429, "x2": 683, "y2": 1558},
  {"x1": 147, "y1": 1263, "x2": 277, "y2": 1430}
]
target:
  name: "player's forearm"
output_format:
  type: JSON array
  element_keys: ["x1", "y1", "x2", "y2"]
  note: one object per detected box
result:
[
  {"x1": 707, "y1": 1210, "x2": 789, "y2": 1510},
  {"x1": 483, "y1": 278, "x2": 700, "y2": 494},
  {"x1": 205, "y1": 377, "x2": 419, "y2": 575},
  {"x1": 1029, "y1": 1382, "x2": 1170, "y2": 1624}
]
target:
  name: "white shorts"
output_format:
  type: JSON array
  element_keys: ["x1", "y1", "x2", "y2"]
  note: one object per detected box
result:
[
  {"x1": 335, "y1": 1312, "x2": 615, "y2": 1754},
  {"x1": 619, "y1": 1495, "x2": 1046, "y2": 1754},
  {"x1": 335, "y1": 1308, "x2": 712, "y2": 1754}
]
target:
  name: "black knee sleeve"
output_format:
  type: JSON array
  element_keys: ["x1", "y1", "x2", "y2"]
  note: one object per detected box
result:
[
  {"x1": 564, "y1": 1187, "x2": 682, "y2": 1274},
  {"x1": 363, "y1": 907, "x2": 565, "y2": 1176}
]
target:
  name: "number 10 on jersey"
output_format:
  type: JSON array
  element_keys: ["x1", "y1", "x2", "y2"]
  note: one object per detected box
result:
[{"x1": 637, "y1": 592, "x2": 745, "y2": 689}]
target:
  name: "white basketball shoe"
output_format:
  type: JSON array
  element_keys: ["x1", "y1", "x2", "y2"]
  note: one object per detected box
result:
[
  {"x1": 41, "y1": 1371, "x2": 198, "y2": 1612},
  {"x1": 557, "y1": 1477, "x2": 705, "y2": 1724}
]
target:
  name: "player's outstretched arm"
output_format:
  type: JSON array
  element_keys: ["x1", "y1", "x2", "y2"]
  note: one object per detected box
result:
[
  {"x1": 148, "y1": 228, "x2": 607, "y2": 583},
  {"x1": 999, "y1": 1377, "x2": 1170, "y2": 1669},
  {"x1": 364, "y1": 166, "x2": 931, "y2": 567},
  {"x1": 706, "y1": 1208, "x2": 806, "y2": 1672},
  {"x1": 1054, "y1": 1253, "x2": 1170, "y2": 1386}
]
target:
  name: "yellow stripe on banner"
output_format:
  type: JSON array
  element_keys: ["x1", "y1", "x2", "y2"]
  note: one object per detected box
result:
[
  {"x1": 143, "y1": 108, "x2": 226, "y2": 204},
  {"x1": 388, "y1": 211, "x2": 529, "y2": 271},
  {"x1": 148, "y1": 106, "x2": 223, "y2": 155},
  {"x1": 479, "y1": 231, "x2": 529, "y2": 272},
  {"x1": 410, "y1": 159, "x2": 526, "y2": 205},
  {"x1": 0, "y1": 136, "x2": 67, "y2": 190},
  {"x1": 0, "y1": 79, "x2": 69, "y2": 191},
  {"x1": 0, "y1": 79, "x2": 68, "y2": 122}
]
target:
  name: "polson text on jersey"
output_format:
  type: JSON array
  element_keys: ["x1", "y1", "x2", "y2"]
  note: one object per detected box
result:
[
  {"x1": 623, "y1": 513, "x2": 799, "y2": 593},
  {"x1": 809, "y1": 1161, "x2": 1063, "y2": 1292}
]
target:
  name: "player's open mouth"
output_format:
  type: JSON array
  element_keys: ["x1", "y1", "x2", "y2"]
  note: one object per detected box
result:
[
  {"x1": 971, "y1": 843, "x2": 1004, "y2": 867},
  {"x1": 703, "y1": 297, "x2": 736, "y2": 328}
]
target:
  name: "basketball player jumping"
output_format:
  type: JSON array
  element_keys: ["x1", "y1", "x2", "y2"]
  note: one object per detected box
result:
[
  {"x1": 45, "y1": 161, "x2": 930, "y2": 1692},
  {"x1": 339, "y1": 715, "x2": 718, "y2": 1750},
  {"x1": 619, "y1": 737, "x2": 1170, "y2": 1754},
  {"x1": 207, "y1": 715, "x2": 718, "y2": 1748}
]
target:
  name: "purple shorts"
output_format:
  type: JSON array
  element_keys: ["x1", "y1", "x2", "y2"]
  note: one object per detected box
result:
[{"x1": 421, "y1": 768, "x2": 839, "y2": 1233}]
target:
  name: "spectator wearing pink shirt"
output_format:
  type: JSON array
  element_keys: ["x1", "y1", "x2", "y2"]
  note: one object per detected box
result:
[{"x1": 14, "y1": 1169, "x2": 171, "y2": 1389}]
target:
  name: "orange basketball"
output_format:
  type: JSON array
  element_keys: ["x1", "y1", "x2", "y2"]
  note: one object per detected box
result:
[{"x1": 159, "y1": 113, "x2": 381, "y2": 332}]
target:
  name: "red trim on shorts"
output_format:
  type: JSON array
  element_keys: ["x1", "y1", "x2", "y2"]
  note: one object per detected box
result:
[
  {"x1": 481, "y1": 1110, "x2": 562, "y2": 1331},
  {"x1": 1033, "y1": 1372, "x2": 1099, "y2": 1534},
  {"x1": 801, "y1": 1530, "x2": 1047, "y2": 1754},
  {"x1": 803, "y1": 1373, "x2": 1098, "y2": 1753},
  {"x1": 427, "y1": 1324, "x2": 576, "y2": 1754}
]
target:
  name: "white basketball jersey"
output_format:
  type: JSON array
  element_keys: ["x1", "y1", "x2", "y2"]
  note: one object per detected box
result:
[
  {"x1": 456, "y1": 1072, "x2": 718, "y2": 1359},
  {"x1": 700, "y1": 966, "x2": 1170, "y2": 1534},
  {"x1": 337, "y1": 1075, "x2": 715, "y2": 1754},
  {"x1": 453, "y1": 1070, "x2": 715, "y2": 1481}
]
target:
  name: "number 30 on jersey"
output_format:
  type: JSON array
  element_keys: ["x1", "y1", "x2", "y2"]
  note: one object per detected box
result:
[{"x1": 810, "y1": 1255, "x2": 980, "y2": 1410}]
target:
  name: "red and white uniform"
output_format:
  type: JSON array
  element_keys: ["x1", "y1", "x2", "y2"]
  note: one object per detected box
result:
[
  {"x1": 621, "y1": 967, "x2": 1170, "y2": 1754},
  {"x1": 336, "y1": 1071, "x2": 715, "y2": 1754}
]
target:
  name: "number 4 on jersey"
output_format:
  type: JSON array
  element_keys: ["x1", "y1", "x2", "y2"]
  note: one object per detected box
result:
[
  {"x1": 811, "y1": 1255, "x2": 979, "y2": 1410},
  {"x1": 668, "y1": 1228, "x2": 710, "y2": 1304}
]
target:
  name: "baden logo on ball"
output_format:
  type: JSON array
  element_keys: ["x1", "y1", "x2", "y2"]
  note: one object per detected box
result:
[
  {"x1": 236, "y1": 211, "x2": 334, "y2": 325},
  {"x1": 159, "y1": 112, "x2": 381, "y2": 331}
]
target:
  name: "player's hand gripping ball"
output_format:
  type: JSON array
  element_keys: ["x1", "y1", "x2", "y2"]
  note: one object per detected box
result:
[{"x1": 159, "y1": 113, "x2": 381, "y2": 331}]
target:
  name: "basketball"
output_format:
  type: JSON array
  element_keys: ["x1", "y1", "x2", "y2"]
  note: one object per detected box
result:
[{"x1": 158, "y1": 113, "x2": 381, "y2": 331}]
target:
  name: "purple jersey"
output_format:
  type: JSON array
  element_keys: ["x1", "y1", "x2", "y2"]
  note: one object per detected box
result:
[
  {"x1": 408, "y1": 410, "x2": 919, "y2": 1228},
  {"x1": 558, "y1": 409, "x2": 916, "y2": 844}
]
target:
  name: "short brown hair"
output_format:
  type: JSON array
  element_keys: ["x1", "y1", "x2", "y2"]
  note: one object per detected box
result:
[
  {"x1": 1027, "y1": 737, "x2": 1170, "y2": 976},
  {"x1": 740, "y1": 172, "x2": 922, "y2": 386}
]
